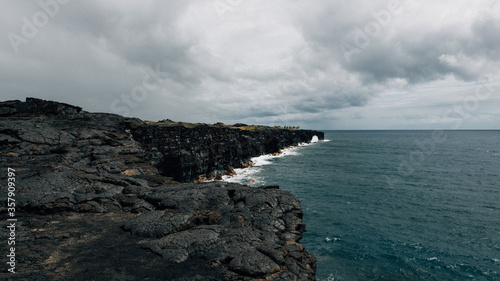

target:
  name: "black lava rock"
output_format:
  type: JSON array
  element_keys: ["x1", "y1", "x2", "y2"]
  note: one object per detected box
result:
[{"x1": 0, "y1": 98, "x2": 318, "y2": 280}]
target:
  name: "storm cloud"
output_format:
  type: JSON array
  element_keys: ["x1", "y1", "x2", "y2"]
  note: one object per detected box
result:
[{"x1": 1, "y1": 0, "x2": 499, "y2": 129}]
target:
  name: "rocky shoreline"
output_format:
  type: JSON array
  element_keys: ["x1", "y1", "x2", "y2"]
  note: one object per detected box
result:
[{"x1": 0, "y1": 98, "x2": 323, "y2": 280}]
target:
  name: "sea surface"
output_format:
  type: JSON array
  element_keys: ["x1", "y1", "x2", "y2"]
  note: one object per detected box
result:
[{"x1": 223, "y1": 130, "x2": 500, "y2": 281}]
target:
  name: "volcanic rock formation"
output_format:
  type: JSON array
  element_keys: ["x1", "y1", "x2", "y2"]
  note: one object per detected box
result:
[{"x1": 0, "y1": 98, "x2": 322, "y2": 280}]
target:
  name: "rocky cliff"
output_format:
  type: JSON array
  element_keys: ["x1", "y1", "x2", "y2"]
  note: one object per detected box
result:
[
  {"x1": 0, "y1": 98, "x2": 320, "y2": 280},
  {"x1": 131, "y1": 121, "x2": 323, "y2": 182}
]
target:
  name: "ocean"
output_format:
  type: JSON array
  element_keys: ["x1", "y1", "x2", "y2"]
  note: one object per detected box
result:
[{"x1": 223, "y1": 130, "x2": 500, "y2": 280}]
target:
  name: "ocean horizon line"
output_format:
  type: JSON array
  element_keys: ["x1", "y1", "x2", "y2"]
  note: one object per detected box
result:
[{"x1": 317, "y1": 129, "x2": 500, "y2": 131}]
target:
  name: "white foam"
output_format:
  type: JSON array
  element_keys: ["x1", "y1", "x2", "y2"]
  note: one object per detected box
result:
[
  {"x1": 221, "y1": 137, "x2": 322, "y2": 184},
  {"x1": 250, "y1": 145, "x2": 304, "y2": 166},
  {"x1": 311, "y1": 135, "x2": 319, "y2": 143},
  {"x1": 252, "y1": 155, "x2": 275, "y2": 166},
  {"x1": 323, "y1": 273, "x2": 338, "y2": 281},
  {"x1": 221, "y1": 166, "x2": 263, "y2": 185},
  {"x1": 325, "y1": 237, "x2": 341, "y2": 242}
]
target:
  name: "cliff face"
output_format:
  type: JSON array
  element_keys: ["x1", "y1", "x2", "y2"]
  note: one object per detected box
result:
[
  {"x1": 0, "y1": 98, "x2": 318, "y2": 281},
  {"x1": 131, "y1": 123, "x2": 323, "y2": 182}
]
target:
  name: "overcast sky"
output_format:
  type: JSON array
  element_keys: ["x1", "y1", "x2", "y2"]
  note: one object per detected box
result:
[{"x1": 1, "y1": 0, "x2": 499, "y2": 129}]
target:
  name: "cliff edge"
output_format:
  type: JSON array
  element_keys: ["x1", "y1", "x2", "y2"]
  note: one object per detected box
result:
[{"x1": 0, "y1": 98, "x2": 320, "y2": 280}]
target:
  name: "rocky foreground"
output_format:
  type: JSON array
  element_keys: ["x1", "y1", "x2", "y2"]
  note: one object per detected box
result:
[{"x1": 0, "y1": 98, "x2": 323, "y2": 280}]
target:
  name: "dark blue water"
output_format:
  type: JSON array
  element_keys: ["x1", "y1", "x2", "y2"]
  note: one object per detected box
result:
[{"x1": 236, "y1": 131, "x2": 500, "y2": 280}]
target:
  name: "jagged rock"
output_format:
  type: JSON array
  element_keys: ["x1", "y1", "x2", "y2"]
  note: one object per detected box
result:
[
  {"x1": 0, "y1": 98, "x2": 318, "y2": 280},
  {"x1": 130, "y1": 119, "x2": 323, "y2": 182}
]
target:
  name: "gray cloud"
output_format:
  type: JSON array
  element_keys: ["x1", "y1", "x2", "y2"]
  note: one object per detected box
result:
[
  {"x1": 294, "y1": 0, "x2": 500, "y2": 85},
  {"x1": 1, "y1": 0, "x2": 499, "y2": 129}
]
